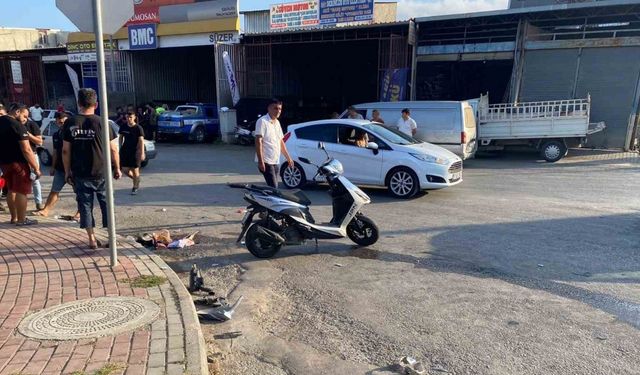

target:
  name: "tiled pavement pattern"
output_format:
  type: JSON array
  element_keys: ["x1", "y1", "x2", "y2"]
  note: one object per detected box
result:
[{"x1": 0, "y1": 219, "x2": 207, "y2": 375}]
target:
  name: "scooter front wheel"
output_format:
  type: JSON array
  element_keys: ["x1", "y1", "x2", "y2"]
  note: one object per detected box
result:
[
  {"x1": 245, "y1": 224, "x2": 282, "y2": 258},
  {"x1": 347, "y1": 215, "x2": 379, "y2": 247}
]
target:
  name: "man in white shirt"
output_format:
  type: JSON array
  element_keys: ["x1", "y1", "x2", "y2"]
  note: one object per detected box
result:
[
  {"x1": 347, "y1": 106, "x2": 363, "y2": 120},
  {"x1": 29, "y1": 104, "x2": 45, "y2": 127},
  {"x1": 396, "y1": 108, "x2": 417, "y2": 137},
  {"x1": 255, "y1": 98, "x2": 294, "y2": 188}
]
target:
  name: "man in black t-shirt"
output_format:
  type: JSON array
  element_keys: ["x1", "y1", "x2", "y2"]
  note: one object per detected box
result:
[
  {"x1": 22, "y1": 119, "x2": 43, "y2": 210},
  {"x1": 63, "y1": 88, "x2": 121, "y2": 249},
  {"x1": 0, "y1": 104, "x2": 41, "y2": 225},
  {"x1": 35, "y1": 112, "x2": 79, "y2": 219}
]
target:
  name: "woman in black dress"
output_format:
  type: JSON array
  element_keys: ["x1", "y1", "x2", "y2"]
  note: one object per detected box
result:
[{"x1": 119, "y1": 111, "x2": 146, "y2": 195}]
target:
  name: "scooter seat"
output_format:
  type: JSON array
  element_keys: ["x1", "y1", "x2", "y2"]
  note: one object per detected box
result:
[{"x1": 249, "y1": 185, "x2": 312, "y2": 206}]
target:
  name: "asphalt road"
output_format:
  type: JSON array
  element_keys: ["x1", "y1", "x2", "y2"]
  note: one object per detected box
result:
[{"x1": 35, "y1": 143, "x2": 640, "y2": 375}]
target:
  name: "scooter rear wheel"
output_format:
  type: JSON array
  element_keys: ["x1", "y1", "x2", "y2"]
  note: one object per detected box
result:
[
  {"x1": 347, "y1": 215, "x2": 379, "y2": 247},
  {"x1": 245, "y1": 224, "x2": 282, "y2": 258}
]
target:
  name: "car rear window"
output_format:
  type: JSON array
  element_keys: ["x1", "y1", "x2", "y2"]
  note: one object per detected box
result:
[{"x1": 295, "y1": 124, "x2": 337, "y2": 143}]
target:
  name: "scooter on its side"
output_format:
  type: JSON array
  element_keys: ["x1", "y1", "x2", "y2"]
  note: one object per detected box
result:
[{"x1": 229, "y1": 143, "x2": 379, "y2": 258}]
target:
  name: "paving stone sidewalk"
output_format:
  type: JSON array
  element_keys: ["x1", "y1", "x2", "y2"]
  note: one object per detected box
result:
[{"x1": 0, "y1": 218, "x2": 208, "y2": 375}]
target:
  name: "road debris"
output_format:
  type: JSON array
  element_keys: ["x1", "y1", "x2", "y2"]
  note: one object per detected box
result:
[
  {"x1": 394, "y1": 356, "x2": 426, "y2": 375},
  {"x1": 197, "y1": 295, "x2": 244, "y2": 322}
]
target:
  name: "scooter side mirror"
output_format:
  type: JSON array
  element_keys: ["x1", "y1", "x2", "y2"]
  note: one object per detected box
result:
[
  {"x1": 299, "y1": 157, "x2": 311, "y2": 164},
  {"x1": 367, "y1": 142, "x2": 379, "y2": 150},
  {"x1": 317, "y1": 142, "x2": 326, "y2": 150}
]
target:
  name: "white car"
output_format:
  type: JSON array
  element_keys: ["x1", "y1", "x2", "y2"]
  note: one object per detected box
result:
[
  {"x1": 280, "y1": 119, "x2": 463, "y2": 199},
  {"x1": 38, "y1": 119, "x2": 157, "y2": 168}
]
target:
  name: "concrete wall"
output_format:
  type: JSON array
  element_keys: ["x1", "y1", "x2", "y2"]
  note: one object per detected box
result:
[
  {"x1": 0, "y1": 28, "x2": 69, "y2": 52},
  {"x1": 374, "y1": 2, "x2": 398, "y2": 23}
]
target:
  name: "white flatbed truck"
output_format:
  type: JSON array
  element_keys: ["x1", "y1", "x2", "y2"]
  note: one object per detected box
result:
[{"x1": 475, "y1": 95, "x2": 606, "y2": 162}]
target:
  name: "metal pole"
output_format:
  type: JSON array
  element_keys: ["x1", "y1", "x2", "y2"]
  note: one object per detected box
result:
[
  {"x1": 213, "y1": 43, "x2": 222, "y2": 111},
  {"x1": 109, "y1": 35, "x2": 117, "y2": 92},
  {"x1": 93, "y1": 0, "x2": 118, "y2": 267}
]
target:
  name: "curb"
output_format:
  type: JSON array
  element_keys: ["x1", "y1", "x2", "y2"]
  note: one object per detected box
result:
[{"x1": 86, "y1": 221, "x2": 208, "y2": 375}]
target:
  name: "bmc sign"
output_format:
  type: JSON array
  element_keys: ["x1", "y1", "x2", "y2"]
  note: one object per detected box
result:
[{"x1": 128, "y1": 23, "x2": 157, "y2": 50}]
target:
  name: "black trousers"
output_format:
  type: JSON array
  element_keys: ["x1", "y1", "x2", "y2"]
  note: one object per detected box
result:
[{"x1": 261, "y1": 164, "x2": 279, "y2": 188}]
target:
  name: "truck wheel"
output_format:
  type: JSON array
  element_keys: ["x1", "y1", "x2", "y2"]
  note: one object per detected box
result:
[
  {"x1": 540, "y1": 140, "x2": 567, "y2": 163},
  {"x1": 193, "y1": 126, "x2": 206, "y2": 143}
]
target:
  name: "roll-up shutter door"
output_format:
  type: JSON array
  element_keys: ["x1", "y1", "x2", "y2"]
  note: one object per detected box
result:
[
  {"x1": 574, "y1": 47, "x2": 640, "y2": 149},
  {"x1": 519, "y1": 49, "x2": 579, "y2": 102}
]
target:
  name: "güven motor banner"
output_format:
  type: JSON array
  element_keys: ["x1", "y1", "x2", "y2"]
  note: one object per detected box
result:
[
  {"x1": 270, "y1": 0, "x2": 319, "y2": 30},
  {"x1": 319, "y1": 0, "x2": 373, "y2": 26}
]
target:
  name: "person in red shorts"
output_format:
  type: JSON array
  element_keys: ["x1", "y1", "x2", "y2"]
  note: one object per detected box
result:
[{"x1": 0, "y1": 103, "x2": 41, "y2": 225}]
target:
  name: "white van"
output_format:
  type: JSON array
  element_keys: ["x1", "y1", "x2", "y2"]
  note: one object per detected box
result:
[{"x1": 341, "y1": 101, "x2": 478, "y2": 160}]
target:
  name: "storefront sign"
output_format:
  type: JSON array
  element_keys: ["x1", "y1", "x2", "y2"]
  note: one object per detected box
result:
[
  {"x1": 126, "y1": 6, "x2": 160, "y2": 25},
  {"x1": 270, "y1": 1, "x2": 319, "y2": 30},
  {"x1": 209, "y1": 32, "x2": 240, "y2": 44},
  {"x1": 380, "y1": 68, "x2": 409, "y2": 102},
  {"x1": 128, "y1": 23, "x2": 158, "y2": 50},
  {"x1": 10, "y1": 61, "x2": 23, "y2": 85},
  {"x1": 67, "y1": 41, "x2": 118, "y2": 63},
  {"x1": 319, "y1": 0, "x2": 373, "y2": 26}
]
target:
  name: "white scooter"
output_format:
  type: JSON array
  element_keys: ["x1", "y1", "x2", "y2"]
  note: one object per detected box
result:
[{"x1": 230, "y1": 144, "x2": 379, "y2": 258}]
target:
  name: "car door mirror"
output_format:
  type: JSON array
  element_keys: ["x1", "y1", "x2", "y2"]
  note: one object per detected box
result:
[{"x1": 367, "y1": 142, "x2": 379, "y2": 150}]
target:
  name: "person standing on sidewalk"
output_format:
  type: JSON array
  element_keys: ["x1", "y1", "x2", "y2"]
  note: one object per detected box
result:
[
  {"x1": 0, "y1": 103, "x2": 7, "y2": 212},
  {"x1": 34, "y1": 112, "x2": 79, "y2": 220},
  {"x1": 22, "y1": 117, "x2": 44, "y2": 211},
  {"x1": 29, "y1": 103, "x2": 45, "y2": 127},
  {"x1": 119, "y1": 111, "x2": 145, "y2": 195},
  {"x1": 0, "y1": 104, "x2": 41, "y2": 225},
  {"x1": 255, "y1": 98, "x2": 293, "y2": 188},
  {"x1": 63, "y1": 88, "x2": 121, "y2": 249}
]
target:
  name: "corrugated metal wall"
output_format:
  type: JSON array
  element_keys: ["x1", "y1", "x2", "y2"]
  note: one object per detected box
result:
[
  {"x1": 129, "y1": 46, "x2": 216, "y2": 105},
  {"x1": 0, "y1": 56, "x2": 45, "y2": 106},
  {"x1": 519, "y1": 46, "x2": 640, "y2": 148},
  {"x1": 243, "y1": 11, "x2": 270, "y2": 34},
  {"x1": 519, "y1": 49, "x2": 579, "y2": 101},
  {"x1": 574, "y1": 47, "x2": 640, "y2": 149}
]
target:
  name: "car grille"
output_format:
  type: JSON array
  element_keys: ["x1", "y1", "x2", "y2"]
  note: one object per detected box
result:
[{"x1": 448, "y1": 161, "x2": 462, "y2": 174}]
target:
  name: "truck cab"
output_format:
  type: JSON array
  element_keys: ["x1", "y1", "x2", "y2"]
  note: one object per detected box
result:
[{"x1": 157, "y1": 103, "x2": 219, "y2": 142}]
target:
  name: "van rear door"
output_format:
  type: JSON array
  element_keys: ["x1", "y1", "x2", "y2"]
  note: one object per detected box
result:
[{"x1": 412, "y1": 107, "x2": 460, "y2": 147}]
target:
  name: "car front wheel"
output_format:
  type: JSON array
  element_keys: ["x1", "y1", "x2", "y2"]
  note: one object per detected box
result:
[
  {"x1": 280, "y1": 162, "x2": 306, "y2": 189},
  {"x1": 387, "y1": 167, "x2": 419, "y2": 199},
  {"x1": 38, "y1": 149, "x2": 52, "y2": 166}
]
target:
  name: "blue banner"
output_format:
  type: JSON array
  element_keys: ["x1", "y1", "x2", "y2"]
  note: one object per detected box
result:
[
  {"x1": 380, "y1": 68, "x2": 409, "y2": 102},
  {"x1": 128, "y1": 23, "x2": 158, "y2": 50},
  {"x1": 319, "y1": 0, "x2": 373, "y2": 26}
]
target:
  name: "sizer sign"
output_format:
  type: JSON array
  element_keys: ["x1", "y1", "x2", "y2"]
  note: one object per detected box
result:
[{"x1": 128, "y1": 23, "x2": 157, "y2": 50}]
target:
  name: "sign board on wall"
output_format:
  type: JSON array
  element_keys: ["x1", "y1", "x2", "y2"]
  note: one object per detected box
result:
[
  {"x1": 128, "y1": 23, "x2": 158, "y2": 49},
  {"x1": 10, "y1": 61, "x2": 23, "y2": 85},
  {"x1": 270, "y1": 1, "x2": 319, "y2": 30},
  {"x1": 117, "y1": 31, "x2": 239, "y2": 49},
  {"x1": 319, "y1": 0, "x2": 373, "y2": 26},
  {"x1": 67, "y1": 41, "x2": 118, "y2": 63},
  {"x1": 127, "y1": 0, "x2": 239, "y2": 26}
]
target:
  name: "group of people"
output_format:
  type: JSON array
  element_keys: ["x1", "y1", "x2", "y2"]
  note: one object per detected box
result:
[
  {"x1": 0, "y1": 88, "x2": 146, "y2": 249},
  {"x1": 346, "y1": 106, "x2": 418, "y2": 137},
  {"x1": 115, "y1": 103, "x2": 168, "y2": 141}
]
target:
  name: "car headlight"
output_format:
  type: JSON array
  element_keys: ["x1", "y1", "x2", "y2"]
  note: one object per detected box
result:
[{"x1": 410, "y1": 153, "x2": 448, "y2": 165}]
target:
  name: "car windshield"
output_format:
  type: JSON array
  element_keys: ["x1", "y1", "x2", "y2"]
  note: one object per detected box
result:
[
  {"x1": 362, "y1": 123, "x2": 420, "y2": 145},
  {"x1": 175, "y1": 106, "x2": 199, "y2": 115}
]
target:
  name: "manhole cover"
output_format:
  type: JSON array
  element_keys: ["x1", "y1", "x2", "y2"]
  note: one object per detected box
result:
[{"x1": 18, "y1": 297, "x2": 161, "y2": 340}]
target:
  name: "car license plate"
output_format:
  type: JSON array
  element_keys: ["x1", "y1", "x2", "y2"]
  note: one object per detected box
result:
[{"x1": 450, "y1": 172, "x2": 462, "y2": 181}]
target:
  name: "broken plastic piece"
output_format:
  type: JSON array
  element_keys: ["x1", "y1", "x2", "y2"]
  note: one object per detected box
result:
[{"x1": 197, "y1": 296, "x2": 244, "y2": 322}]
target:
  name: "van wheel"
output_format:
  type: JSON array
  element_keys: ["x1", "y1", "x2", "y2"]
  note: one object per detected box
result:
[
  {"x1": 281, "y1": 163, "x2": 306, "y2": 189},
  {"x1": 387, "y1": 167, "x2": 419, "y2": 199},
  {"x1": 540, "y1": 140, "x2": 567, "y2": 163}
]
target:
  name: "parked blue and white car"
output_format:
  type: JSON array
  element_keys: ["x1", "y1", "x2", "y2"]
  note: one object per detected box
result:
[{"x1": 157, "y1": 103, "x2": 219, "y2": 142}]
